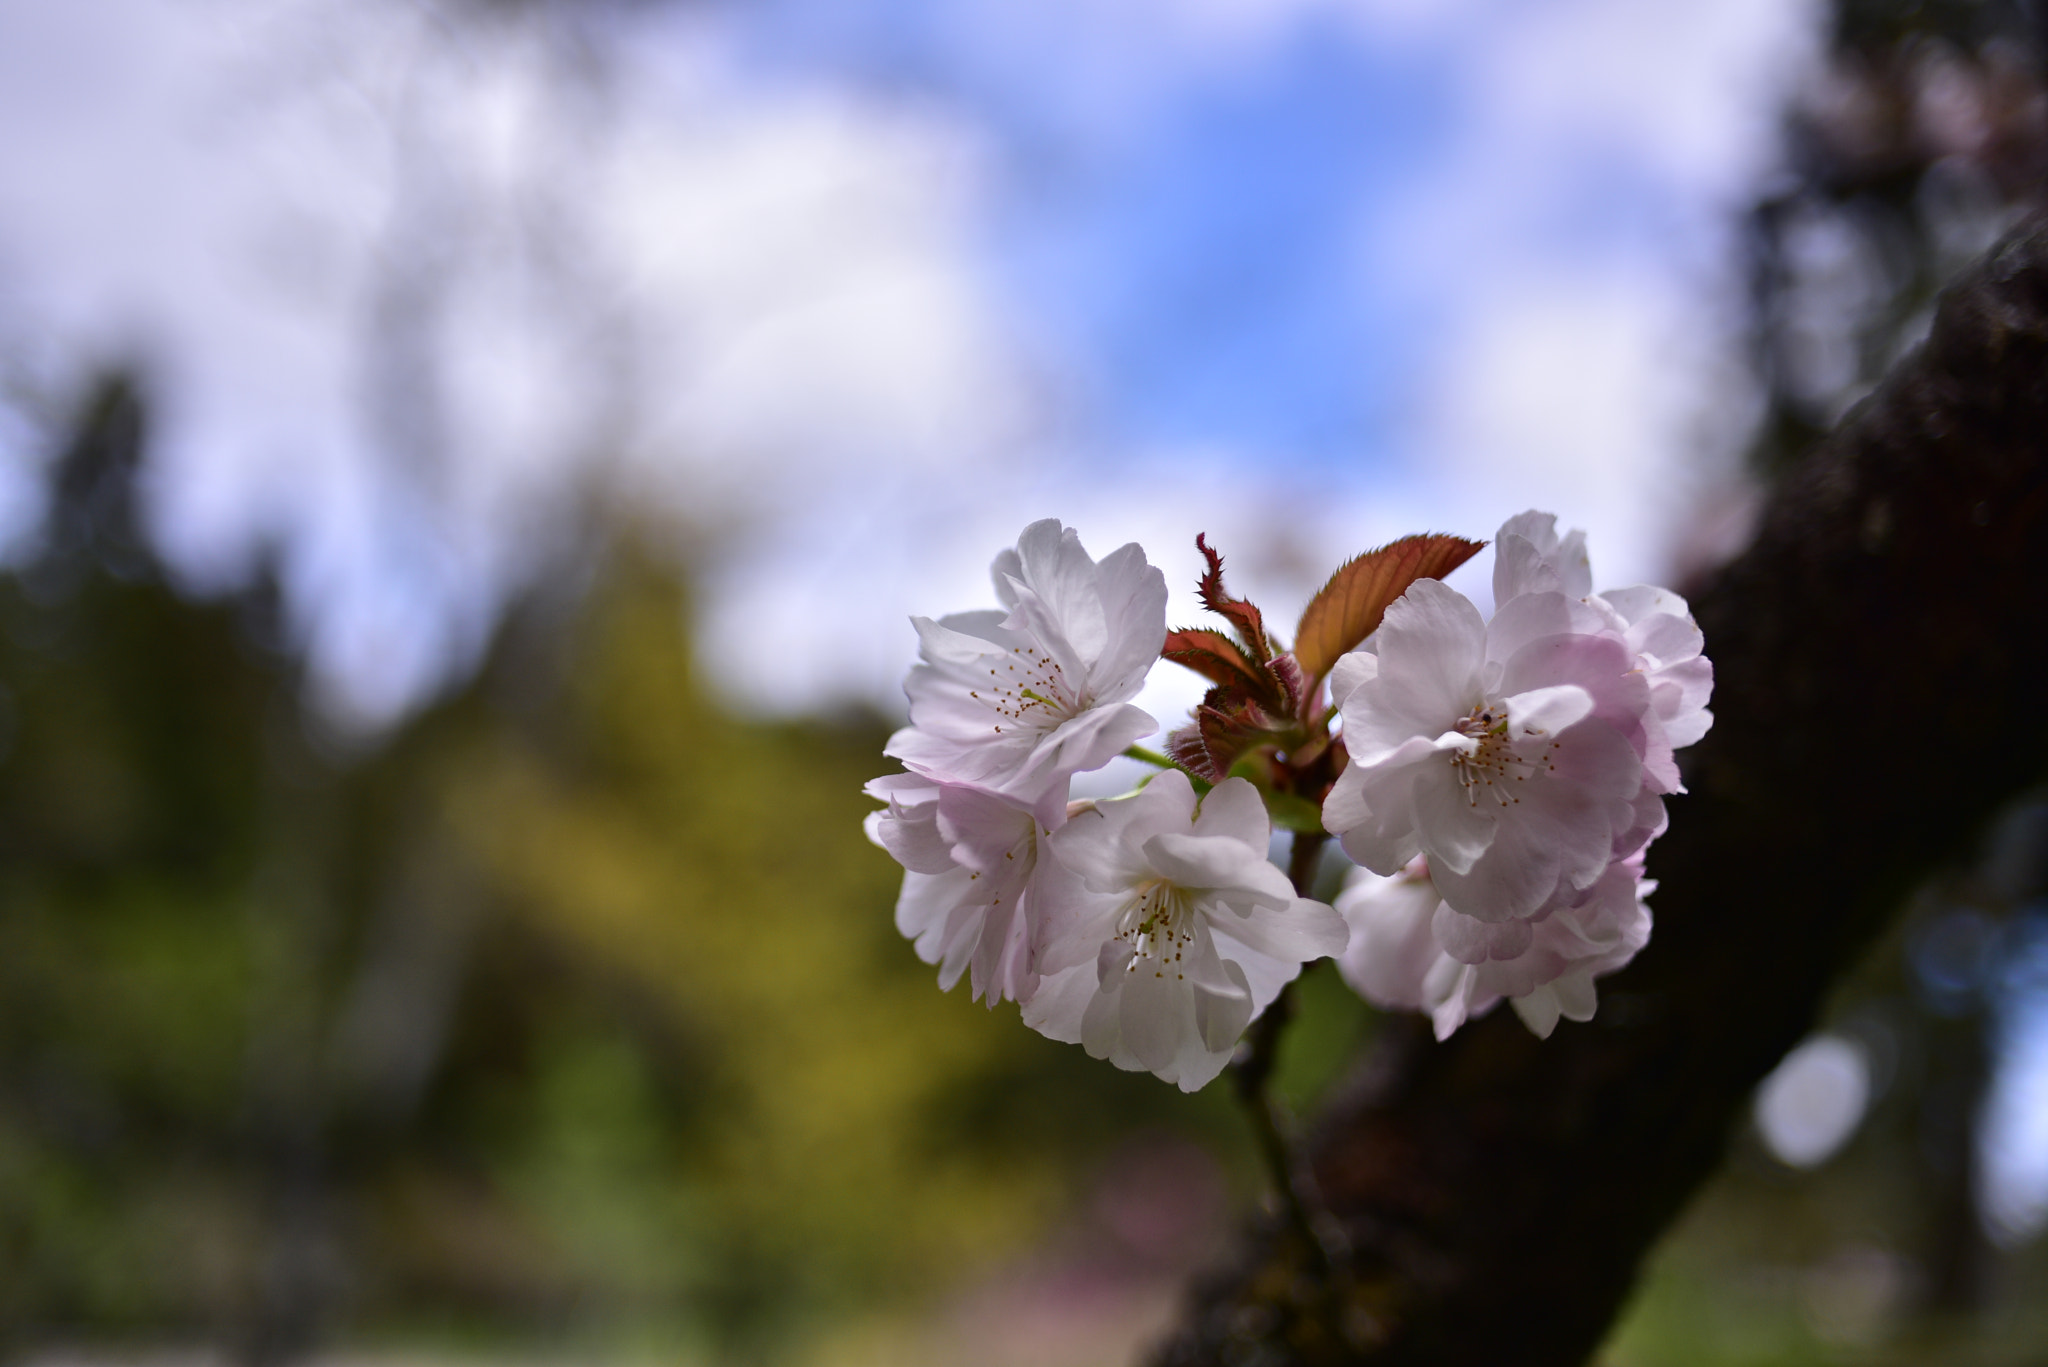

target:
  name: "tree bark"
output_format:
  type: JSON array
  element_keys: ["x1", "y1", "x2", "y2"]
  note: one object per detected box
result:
[{"x1": 1151, "y1": 214, "x2": 2048, "y2": 1367}]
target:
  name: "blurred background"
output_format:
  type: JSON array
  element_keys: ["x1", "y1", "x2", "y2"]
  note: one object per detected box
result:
[{"x1": 1, "y1": 0, "x2": 2047, "y2": 1363}]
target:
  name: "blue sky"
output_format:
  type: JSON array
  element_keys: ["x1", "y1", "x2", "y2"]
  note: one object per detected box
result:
[
  {"x1": 729, "y1": 1, "x2": 1458, "y2": 459},
  {"x1": 0, "y1": 0, "x2": 1812, "y2": 722}
]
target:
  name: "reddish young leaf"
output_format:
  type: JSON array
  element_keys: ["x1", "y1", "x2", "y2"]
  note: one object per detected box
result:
[
  {"x1": 1268, "y1": 652, "x2": 1312, "y2": 718},
  {"x1": 1162, "y1": 629, "x2": 1293, "y2": 718},
  {"x1": 1293, "y1": 533, "x2": 1485, "y2": 682},
  {"x1": 1166, "y1": 687, "x2": 1283, "y2": 781},
  {"x1": 1162, "y1": 628, "x2": 1269, "y2": 694},
  {"x1": 1194, "y1": 533, "x2": 1271, "y2": 662},
  {"x1": 1165, "y1": 722, "x2": 1217, "y2": 781}
]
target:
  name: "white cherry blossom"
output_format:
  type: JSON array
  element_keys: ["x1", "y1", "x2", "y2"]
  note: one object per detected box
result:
[
  {"x1": 1024, "y1": 772, "x2": 1347, "y2": 1092},
  {"x1": 1322, "y1": 576, "x2": 1648, "y2": 923},
  {"x1": 863, "y1": 773, "x2": 1076, "y2": 1005},
  {"x1": 1334, "y1": 853, "x2": 1651, "y2": 1041},
  {"x1": 1492, "y1": 511, "x2": 1713, "y2": 795},
  {"x1": 885, "y1": 519, "x2": 1168, "y2": 796}
]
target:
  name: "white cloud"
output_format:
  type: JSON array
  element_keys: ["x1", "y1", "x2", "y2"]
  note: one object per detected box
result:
[
  {"x1": 1368, "y1": 0, "x2": 1819, "y2": 591},
  {"x1": 0, "y1": 0, "x2": 1027, "y2": 727},
  {"x1": 0, "y1": 0, "x2": 1823, "y2": 729}
]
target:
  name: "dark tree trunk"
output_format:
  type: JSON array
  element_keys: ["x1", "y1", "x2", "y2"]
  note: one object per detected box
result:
[{"x1": 1151, "y1": 214, "x2": 2048, "y2": 1367}]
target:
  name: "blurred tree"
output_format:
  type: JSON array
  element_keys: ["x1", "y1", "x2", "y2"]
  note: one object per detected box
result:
[
  {"x1": 1152, "y1": 0, "x2": 2048, "y2": 1356},
  {"x1": 0, "y1": 375, "x2": 1244, "y2": 1365},
  {"x1": 1154, "y1": 202, "x2": 2048, "y2": 1367},
  {"x1": 1747, "y1": 0, "x2": 2047, "y2": 472}
]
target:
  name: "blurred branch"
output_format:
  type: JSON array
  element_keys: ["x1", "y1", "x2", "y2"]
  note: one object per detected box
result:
[{"x1": 1152, "y1": 214, "x2": 2048, "y2": 1367}]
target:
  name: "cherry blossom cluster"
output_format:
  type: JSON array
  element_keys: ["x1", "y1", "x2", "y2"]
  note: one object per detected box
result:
[
  {"x1": 866, "y1": 512, "x2": 1711, "y2": 1087},
  {"x1": 864, "y1": 519, "x2": 1344, "y2": 1091},
  {"x1": 1324, "y1": 513, "x2": 1711, "y2": 1038}
]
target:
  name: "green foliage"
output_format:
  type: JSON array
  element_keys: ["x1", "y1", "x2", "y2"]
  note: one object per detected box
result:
[{"x1": 0, "y1": 383, "x2": 1259, "y2": 1359}]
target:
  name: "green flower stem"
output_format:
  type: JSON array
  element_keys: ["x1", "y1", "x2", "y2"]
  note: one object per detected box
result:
[{"x1": 1120, "y1": 744, "x2": 1175, "y2": 769}]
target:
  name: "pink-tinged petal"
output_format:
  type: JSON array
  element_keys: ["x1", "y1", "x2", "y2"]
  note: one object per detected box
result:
[
  {"x1": 1090, "y1": 541, "x2": 1171, "y2": 696},
  {"x1": 867, "y1": 801, "x2": 957, "y2": 875},
  {"x1": 1048, "y1": 804, "x2": 1149, "y2": 897},
  {"x1": 935, "y1": 784, "x2": 1038, "y2": 873},
  {"x1": 1498, "y1": 682, "x2": 1595, "y2": 740},
  {"x1": 1333, "y1": 822, "x2": 1424, "y2": 880},
  {"x1": 1212, "y1": 946, "x2": 1294, "y2": 1020},
  {"x1": 1432, "y1": 902, "x2": 1533, "y2": 964},
  {"x1": 1497, "y1": 630, "x2": 1632, "y2": 700},
  {"x1": 1611, "y1": 791, "x2": 1668, "y2": 861},
  {"x1": 970, "y1": 889, "x2": 1038, "y2": 1006},
  {"x1": 1331, "y1": 772, "x2": 1427, "y2": 876},
  {"x1": 1327, "y1": 649, "x2": 1380, "y2": 713},
  {"x1": 1552, "y1": 528, "x2": 1593, "y2": 598},
  {"x1": 1327, "y1": 745, "x2": 1455, "y2": 869},
  {"x1": 1370, "y1": 579, "x2": 1489, "y2": 721},
  {"x1": 1192, "y1": 950, "x2": 1255, "y2": 1053},
  {"x1": 1547, "y1": 717, "x2": 1646, "y2": 804},
  {"x1": 1492, "y1": 529, "x2": 1561, "y2": 603},
  {"x1": 891, "y1": 522, "x2": 1170, "y2": 797},
  {"x1": 1338, "y1": 691, "x2": 1469, "y2": 767},
  {"x1": 1144, "y1": 833, "x2": 1287, "y2": 902},
  {"x1": 990, "y1": 544, "x2": 1025, "y2": 609},
  {"x1": 1429, "y1": 963, "x2": 1485, "y2": 1041},
  {"x1": 1409, "y1": 767, "x2": 1499, "y2": 876},
  {"x1": 1638, "y1": 723, "x2": 1681, "y2": 795},
  {"x1": 1470, "y1": 855, "x2": 1652, "y2": 1010},
  {"x1": 1333, "y1": 863, "x2": 1443, "y2": 1011},
  {"x1": 1429, "y1": 804, "x2": 1563, "y2": 922},
  {"x1": 999, "y1": 579, "x2": 1092, "y2": 693},
  {"x1": 1169, "y1": 1039, "x2": 1238, "y2": 1093},
  {"x1": 863, "y1": 772, "x2": 938, "y2": 803},
  {"x1": 1020, "y1": 963, "x2": 1096, "y2": 1044},
  {"x1": 1600, "y1": 584, "x2": 1690, "y2": 628},
  {"x1": 1119, "y1": 960, "x2": 1188, "y2": 1074},
  {"x1": 1011, "y1": 519, "x2": 1109, "y2": 659},
  {"x1": 895, "y1": 868, "x2": 963, "y2": 948},
  {"x1": 932, "y1": 902, "x2": 982, "y2": 991},
  {"x1": 1096, "y1": 936, "x2": 1137, "y2": 986},
  {"x1": 910, "y1": 610, "x2": 1014, "y2": 664},
  {"x1": 1025, "y1": 702, "x2": 1158, "y2": 789},
  {"x1": 1516, "y1": 758, "x2": 1630, "y2": 886},
  {"x1": 1625, "y1": 608, "x2": 1704, "y2": 670},
  {"x1": 892, "y1": 868, "x2": 983, "y2": 991},
  {"x1": 1190, "y1": 776, "x2": 1271, "y2": 847},
  {"x1": 1494, "y1": 512, "x2": 1593, "y2": 601},
  {"x1": 1204, "y1": 933, "x2": 1297, "y2": 1014},
  {"x1": 1049, "y1": 774, "x2": 1194, "y2": 892},
  {"x1": 1486, "y1": 591, "x2": 1608, "y2": 665},
  {"x1": 884, "y1": 723, "x2": 998, "y2": 783},
  {"x1": 1026, "y1": 856, "x2": 1109, "y2": 975},
  {"x1": 1080, "y1": 975, "x2": 1124, "y2": 1058},
  {"x1": 1215, "y1": 896, "x2": 1349, "y2": 964},
  {"x1": 1655, "y1": 658, "x2": 1716, "y2": 747},
  {"x1": 1511, "y1": 986, "x2": 1563, "y2": 1038},
  {"x1": 1551, "y1": 971, "x2": 1599, "y2": 1022}
]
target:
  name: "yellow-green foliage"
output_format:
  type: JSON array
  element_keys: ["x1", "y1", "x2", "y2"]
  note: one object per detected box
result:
[
  {"x1": 0, "y1": 412, "x2": 1236, "y2": 1353},
  {"x1": 447, "y1": 548, "x2": 1095, "y2": 1316}
]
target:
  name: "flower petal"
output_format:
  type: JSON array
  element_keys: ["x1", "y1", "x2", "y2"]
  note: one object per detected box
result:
[
  {"x1": 1144, "y1": 833, "x2": 1289, "y2": 904},
  {"x1": 1511, "y1": 985, "x2": 1563, "y2": 1038},
  {"x1": 1214, "y1": 896, "x2": 1349, "y2": 964},
  {"x1": 1119, "y1": 959, "x2": 1188, "y2": 1074},
  {"x1": 1190, "y1": 776, "x2": 1271, "y2": 847}
]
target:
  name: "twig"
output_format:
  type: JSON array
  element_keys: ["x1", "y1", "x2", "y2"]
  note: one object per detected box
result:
[{"x1": 1228, "y1": 829, "x2": 1336, "y2": 1270}]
